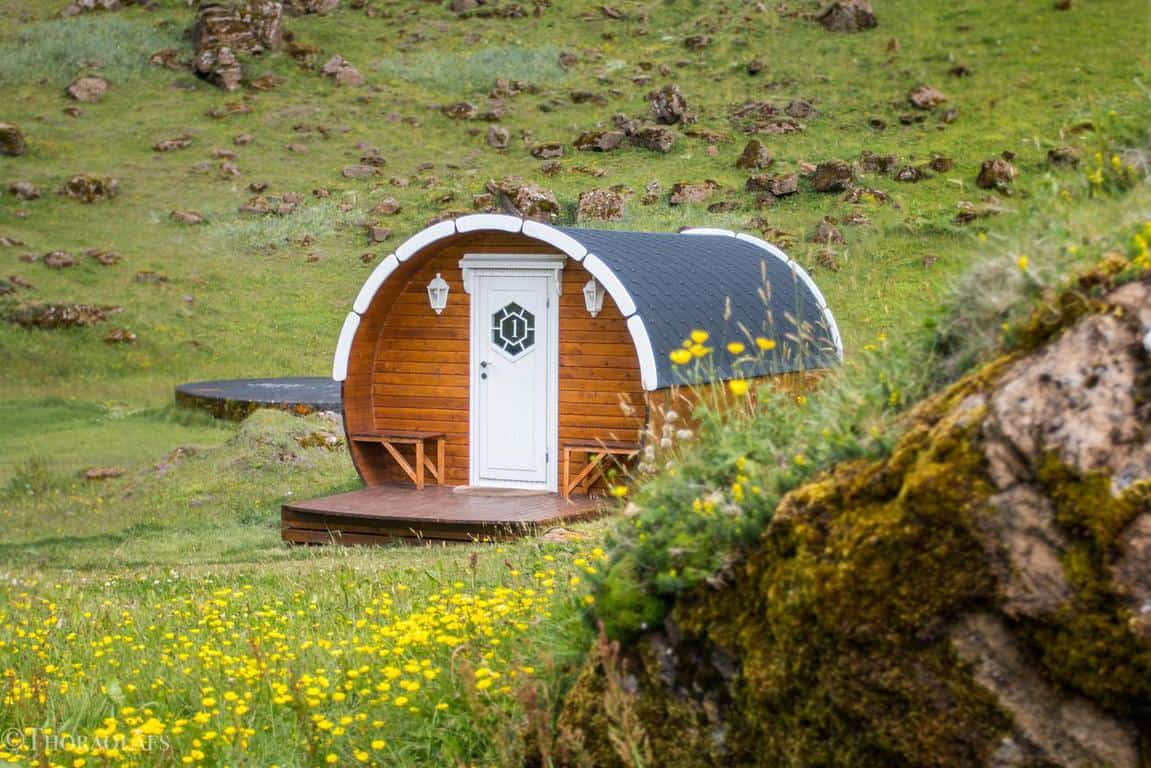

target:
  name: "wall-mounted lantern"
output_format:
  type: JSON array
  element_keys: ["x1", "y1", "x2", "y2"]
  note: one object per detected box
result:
[
  {"x1": 427, "y1": 273, "x2": 449, "y2": 315},
  {"x1": 583, "y1": 278, "x2": 604, "y2": 317}
]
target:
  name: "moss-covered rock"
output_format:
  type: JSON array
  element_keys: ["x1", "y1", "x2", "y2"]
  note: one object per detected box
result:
[{"x1": 557, "y1": 275, "x2": 1151, "y2": 767}]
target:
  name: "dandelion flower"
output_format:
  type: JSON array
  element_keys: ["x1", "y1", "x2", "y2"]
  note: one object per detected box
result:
[
  {"x1": 726, "y1": 341, "x2": 745, "y2": 355},
  {"x1": 728, "y1": 379, "x2": 750, "y2": 396},
  {"x1": 610, "y1": 485, "x2": 628, "y2": 498},
  {"x1": 1016, "y1": 255, "x2": 1029, "y2": 271},
  {"x1": 669, "y1": 349, "x2": 692, "y2": 365},
  {"x1": 755, "y1": 337, "x2": 776, "y2": 351},
  {"x1": 690, "y1": 329, "x2": 709, "y2": 344}
]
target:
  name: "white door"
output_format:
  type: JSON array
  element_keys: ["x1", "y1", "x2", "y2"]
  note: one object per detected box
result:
[{"x1": 471, "y1": 270, "x2": 555, "y2": 489}]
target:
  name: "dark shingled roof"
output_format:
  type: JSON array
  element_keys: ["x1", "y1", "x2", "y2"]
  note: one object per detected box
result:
[{"x1": 557, "y1": 227, "x2": 840, "y2": 389}]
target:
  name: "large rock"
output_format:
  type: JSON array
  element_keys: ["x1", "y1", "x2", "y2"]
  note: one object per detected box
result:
[
  {"x1": 321, "y1": 55, "x2": 363, "y2": 86},
  {"x1": 735, "y1": 138, "x2": 773, "y2": 169},
  {"x1": 631, "y1": 126, "x2": 677, "y2": 154},
  {"x1": 66, "y1": 76, "x2": 108, "y2": 103},
  {"x1": 977, "y1": 156, "x2": 1019, "y2": 190},
  {"x1": 576, "y1": 188, "x2": 625, "y2": 221},
  {"x1": 817, "y1": 0, "x2": 877, "y2": 32},
  {"x1": 559, "y1": 270, "x2": 1151, "y2": 768},
  {"x1": 811, "y1": 159, "x2": 854, "y2": 192},
  {"x1": 649, "y1": 84, "x2": 688, "y2": 125},
  {"x1": 0, "y1": 123, "x2": 26, "y2": 156},
  {"x1": 59, "y1": 174, "x2": 118, "y2": 202},
  {"x1": 484, "y1": 177, "x2": 559, "y2": 222},
  {"x1": 5, "y1": 302, "x2": 122, "y2": 329},
  {"x1": 193, "y1": 1, "x2": 283, "y2": 91}
]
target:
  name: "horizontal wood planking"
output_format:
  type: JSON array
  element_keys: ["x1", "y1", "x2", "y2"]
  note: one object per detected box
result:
[{"x1": 350, "y1": 231, "x2": 646, "y2": 488}]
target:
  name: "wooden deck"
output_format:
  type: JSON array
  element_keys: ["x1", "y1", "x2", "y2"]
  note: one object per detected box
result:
[{"x1": 282, "y1": 484, "x2": 602, "y2": 545}]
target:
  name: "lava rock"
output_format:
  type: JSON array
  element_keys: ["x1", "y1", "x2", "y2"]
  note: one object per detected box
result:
[
  {"x1": 486, "y1": 125, "x2": 510, "y2": 149},
  {"x1": 631, "y1": 126, "x2": 677, "y2": 153},
  {"x1": 649, "y1": 84, "x2": 688, "y2": 125},
  {"x1": 66, "y1": 76, "x2": 108, "y2": 103},
  {"x1": 668, "y1": 180, "x2": 719, "y2": 205},
  {"x1": 485, "y1": 177, "x2": 560, "y2": 221},
  {"x1": 574, "y1": 129, "x2": 626, "y2": 152},
  {"x1": 59, "y1": 174, "x2": 119, "y2": 202},
  {"x1": 735, "y1": 138, "x2": 774, "y2": 170},
  {"x1": 576, "y1": 188, "x2": 625, "y2": 221},
  {"x1": 811, "y1": 160, "x2": 854, "y2": 192},
  {"x1": 817, "y1": 0, "x2": 877, "y2": 32},
  {"x1": 908, "y1": 84, "x2": 947, "y2": 110},
  {"x1": 8, "y1": 181, "x2": 39, "y2": 200},
  {"x1": 0, "y1": 123, "x2": 26, "y2": 156},
  {"x1": 976, "y1": 156, "x2": 1018, "y2": 190}
]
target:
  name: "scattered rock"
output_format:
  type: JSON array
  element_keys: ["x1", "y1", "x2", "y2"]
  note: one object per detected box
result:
[
  {"x1": 859, "y1": 150, "x2": 899, "y2": 174},
  {"x1": 0, "y1": 123, "x2": 27, "y2": 156},
  {"x1": 43, "y1": 251, "x2": 77, "y2": 269},
  {"x1": 816, "y1": 248, "x2": 841, "y2": 271},
  {"x1": 976, "y1": 156, "x2": 1018, "y2": 190},
  {"x1": 683, "y1": 34, "x2": 711, "y2": 51},
  {"x1": 809, "y1": 218, "x2": 844, "y2": 244},
  {"x1": 908, "y1": 84, "x2": 947, "y2": 110},
  {"x1": 641, "y1": 180, "x2": 661, "y2": 205},
  {"x1": 486, "y1": 125, "x2": 510, "y2": 149},
  {"x1": 746, "y1": 58, "x2": 765, "y2": 75},
  {"x1": 576, "y1": 188, "x2": 625, "y2": 221},
  {"x1": 371, "y1": 197, "x2": 401, "y2": 216},
  {"x1": 297, "y1": 429, "x2": 342, "y2": 450},
  {"x1": 341, "y1": 164, "x2": 377, "y2": 179},
  {"x1": 531, "y1": 142, "x2": 564, "y2": 160},
  {"x1": 134, "y1": 270, "x2": 168, "y2": 284},
  {"x1": 949, "y1": 64, "x2": 973, "y2": 78},
  {"x1": 366, "y1": 225, "x2": 392, "y2": 244},
  {"x1": 8, "y1": 181, "x2": 39, "y2": 200},
  {"x1": 669, "y1": 180, "x2": 719, "y2": 205},
  {"x1": 735, "y1": 138, "x2": 773, "y2": 170},
  {"x1": 321, "y1": 55, "x2": 363, "y2": 86},
  {"x1": 811, "y1": 160, "x2": 854, "y2": 192},
  {"x1": 103, "y1": 327, "x2": 137, "y2": 344},
  {"x1": 785, "y1": 98, "x2": 816, "y2": 119},
  {"x1": 82, "y1": 466, "x2": 126, "y2": 480},
  {"x1": 631, "y1": 125, "x2": 677, "y2": 153},
  {"x1": 954, "y1": 199, "x2": 1004, "y2": 224},
  {"x1": 170, "y1": 210, "x2": 206, "y2": 225},
  {"x1": 149, "y1": 48, "x2": 185, "y2": 70},
  {"x1": 59, "y1": 175, "x2": 118, "y2": 203},
  {"x1": 193, "y1": 0, "x2": 283, "y2": 91},
  {"x1": 285, "y1": 0, "x2": 340, "y2": 13},
  {"x1": 574, "y1": 129, "x2": 626, "y2": 152},
  {"x1": 745, "y1": 173, "x2": 798, "y2": 197},
  {"x1": 928, "y1": 155, "x2": 955, "y2": 173},
  {"x1": 894, "y1": 164, "x2": 931, "y2": 183},
  {"x1": 234, "y1": 132, "x2": 254, "y2": 146},
  {"x1": 153, "y1": 135, "x2": 193, "y2": 152},
  {"x1": 485, "y1": 177, "x2": 559, "y2": 221},
  {"x1": 817, "y1": 0, "x2": 877, "y2": 32},
  {"x1": 1047, "y1": 146, "x2": 1081, "y2": 169},
  {"x1": 87, "y1": 249, "x2": 121, "y2": 266},
  {"x1": 649, "y1": 84, "x2": 688, "y2": 125},
  {"x1": 5, "y1": 302, "x2": 121, "y2": 329},
  {"x1": 66, "y1": 76, "x2": 108, "y2": 103},
  {"x1": 443, "y1": 101, "x2": 479, "y2": 120}
]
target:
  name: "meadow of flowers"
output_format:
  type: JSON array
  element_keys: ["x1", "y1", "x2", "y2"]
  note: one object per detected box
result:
[{"x1": 0, "y1": 543, "x2": 605, "y2": 767}]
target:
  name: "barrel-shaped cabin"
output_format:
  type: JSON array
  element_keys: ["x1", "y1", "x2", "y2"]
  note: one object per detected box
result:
[
  {"x1": 282, "y1": 214, "x2": 841, "y2": 544},
  {"x1": 336, "y1": 213, "x2": 841, "y2": 491}
]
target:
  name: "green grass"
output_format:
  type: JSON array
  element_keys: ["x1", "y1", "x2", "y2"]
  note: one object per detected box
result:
[{"x1": 0, "y1": 0, "x2": 1149, "y2": 763}]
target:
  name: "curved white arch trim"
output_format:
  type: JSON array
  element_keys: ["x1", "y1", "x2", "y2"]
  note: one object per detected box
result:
[
  {"x1": 395, "y1": 219, "x2": 456, "y2": 262},
  {"x1": 332, "y1": 311, "x2": 361, "y2": 382},
  {"x1": 522, "y1": 220, "x2": 588, "y2": 261},
  {"x1": 353, "y1": 253, "x2": 399, "y2": 315},
  {"x1": 626, "y1": 315, "x2": 659, "y2": 391},
  {"x1": 733, "y1": 232, "x2": 844, "y2": 361},
  {"x1": 582, "y1": 252, "x2": 637, "y2": 317},
  {"x1": 455, "y1": 213, "x2": 523, "y2": 234},
  {"x1": 681, "y1": 227, "x2": 737, "y2": 237}
]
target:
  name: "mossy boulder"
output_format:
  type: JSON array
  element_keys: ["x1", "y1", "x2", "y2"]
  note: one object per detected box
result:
[{"x1": 558, "y1": 275, "x2": 1151, "y2": 767}]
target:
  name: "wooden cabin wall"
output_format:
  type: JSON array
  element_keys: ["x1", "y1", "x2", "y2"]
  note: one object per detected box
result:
[{"x1": 358, "y1": 232, "x2": 645, "y2": 490}]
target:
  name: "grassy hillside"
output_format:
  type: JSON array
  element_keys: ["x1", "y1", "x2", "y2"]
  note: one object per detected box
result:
[{"x1": 1, "y1": 0, "x2": 1149, "y2": 765}]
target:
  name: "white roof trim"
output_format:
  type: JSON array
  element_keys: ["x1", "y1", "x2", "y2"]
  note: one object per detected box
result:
[
  {"x1": 522, "y1": 220, "x2": 588, "y2": 261},
  {"x1": 455, "y1": 213, "x2": 523, "y2": 234},
  {"x1": 681, "y1": 227, "x2": 737, "y2": 238},
  {"x1": 395, "y1": 219, "x2": 456, "y2": 262},
  {"x1": 352, "y1": 253, "x2": 399, "y2": 315},
  {"x1": 734, "y1": 231, "x2": 843, "y2": 361},
  {"x1": 582, "y1": 252, "x2": 637, "y2": 317},
  {"x1": 332, "y1": 311, "x2": 361, "y2": 382},
  {"x1": 626, "y1": 315, "x2": 659, "y2": 391}
]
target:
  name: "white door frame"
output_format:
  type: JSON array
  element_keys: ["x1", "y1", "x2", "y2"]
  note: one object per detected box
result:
[{"x1": 460, "y1": 253, "x2": 564, "y2": 491}]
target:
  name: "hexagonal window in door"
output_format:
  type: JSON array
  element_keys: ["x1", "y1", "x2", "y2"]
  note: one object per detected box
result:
[{"x1": 491, "y1": 302, "x2": 536, "y2": 359}]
